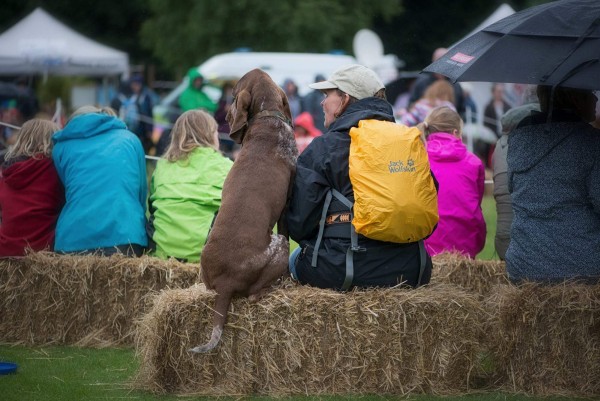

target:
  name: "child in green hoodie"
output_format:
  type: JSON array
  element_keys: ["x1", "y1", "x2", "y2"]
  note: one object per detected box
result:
[{"x1": 148, "y1": 109, "x2": 232, "y2": 262}]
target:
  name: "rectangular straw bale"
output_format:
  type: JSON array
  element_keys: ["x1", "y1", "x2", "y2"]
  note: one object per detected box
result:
[
  {"x1": 134, "y1": 282, "x2": 484, "y2": 396},
  {"x1": 485, "y1": 282, "x2": 600, "y2": 397},
  {"x1": 0, "y1": 252, "x2": 199, "y2": 347},
  {"x1": 431, "y1": 252, "x2": 509, "y2": 298}
]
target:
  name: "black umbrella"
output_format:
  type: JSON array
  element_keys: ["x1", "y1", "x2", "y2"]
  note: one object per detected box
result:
[{"x1": 423, "y1": 0, "x2": 600, "y2": 90}]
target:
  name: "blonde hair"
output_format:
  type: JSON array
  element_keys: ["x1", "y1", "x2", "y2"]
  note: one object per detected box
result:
[
  {"x1": 424, "y1": 80, "x2": 455, "y2": 104},
  {"x1": 68, "y1": 105, "x2": 117, "y2": 123},
  {"x1": 163, "y1": 110, "x2": 219, "y2": 162},
  {"x1": 418, "y1": 106, "x2": 464, "y2": 138},
  {"x1": 4, "y1": 118, "x2": 60, "y2": 162}
]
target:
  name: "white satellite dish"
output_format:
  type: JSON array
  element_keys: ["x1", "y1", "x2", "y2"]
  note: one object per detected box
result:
[{"x1": 353, "y1": 29, "x2": 384, "y2": 66}]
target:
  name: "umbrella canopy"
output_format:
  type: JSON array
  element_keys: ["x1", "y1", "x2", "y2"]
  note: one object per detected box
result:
[{"x1": 424, "y1": 0, "x2": 600, "y2": 90}]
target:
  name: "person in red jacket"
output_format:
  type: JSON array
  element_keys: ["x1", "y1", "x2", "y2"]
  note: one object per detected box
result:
[{"x1": 0, "y1": 118, "x2": 65, "y2": 256}]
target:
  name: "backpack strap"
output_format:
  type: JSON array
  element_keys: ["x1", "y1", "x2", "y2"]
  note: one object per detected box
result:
[
  {"x1": 417, "y1": 240, "x2": 427, "y2": 287},
  {"x1": 331, "y1": 189, "x2": 362, "y2": 291},
  {"x1": 312, "y1": 188, "x2": 364, "y2": 291},
  {"x1": 311, "y1": 189, "x2": 333, "y2": 268}
]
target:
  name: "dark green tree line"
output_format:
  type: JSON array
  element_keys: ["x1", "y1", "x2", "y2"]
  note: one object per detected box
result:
[
  {"x1": 141, "y1": 0, "x2": 402, "y2": 73},
  {"x1": 0, "y1": 0, "x2": 555, "y2": 79}
]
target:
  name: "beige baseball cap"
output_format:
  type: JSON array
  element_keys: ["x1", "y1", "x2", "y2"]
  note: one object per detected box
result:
[{"x1": 309, "y1": 64, "x2": 384, "y2": 100}]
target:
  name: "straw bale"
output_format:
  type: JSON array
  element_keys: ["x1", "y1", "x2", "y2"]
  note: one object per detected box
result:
[
  {"x1": 0, "y1": 252, "x2": 199, "y2": 347},
  {"x1": 431, "y1": 252, "x2": 509, "y2": 298},
  {"x1": 134, "y1": 281, "x2": 484, "y2": 396},
  {"x1": 485, "y1": 282, "x2": 600, "y2": 397}
]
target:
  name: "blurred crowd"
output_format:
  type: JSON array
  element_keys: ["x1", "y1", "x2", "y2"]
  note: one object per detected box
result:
[{"x1": 0, "y1": 54, "x2": 598, "y2": 286}]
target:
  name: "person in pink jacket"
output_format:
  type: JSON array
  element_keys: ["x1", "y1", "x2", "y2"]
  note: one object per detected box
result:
[{"x1": 419, "y1": 106, "x2": 486, "y2": 258}]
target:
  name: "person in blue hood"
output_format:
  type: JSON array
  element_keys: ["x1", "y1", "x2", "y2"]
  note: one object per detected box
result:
[{"x1": 52, "y1": 105, "x2": 148, "y2": 256}]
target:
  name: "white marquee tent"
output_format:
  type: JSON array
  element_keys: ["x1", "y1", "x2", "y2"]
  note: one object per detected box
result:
[{"x1": 0, "y1": 7, "x2": 128, "y2": 77}]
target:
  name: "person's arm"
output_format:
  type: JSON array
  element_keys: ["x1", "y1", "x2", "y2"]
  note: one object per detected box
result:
[{"x1": 286, "y1": 153, "x2": 330, "y2": 242}]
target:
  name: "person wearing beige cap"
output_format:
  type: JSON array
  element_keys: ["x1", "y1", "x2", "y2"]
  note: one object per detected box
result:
[{"x1": 286, "y1": 64, "x2": 432, "y2": 291}]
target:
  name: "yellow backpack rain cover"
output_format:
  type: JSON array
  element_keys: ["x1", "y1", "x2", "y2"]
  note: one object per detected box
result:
[{"x1": 349, "y1": 119, "x2": 438, "y2": 243}]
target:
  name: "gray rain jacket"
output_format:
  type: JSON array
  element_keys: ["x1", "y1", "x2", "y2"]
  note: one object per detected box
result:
[{"x1": 506, "y1": 110, "x2": 600, "y2": 282}]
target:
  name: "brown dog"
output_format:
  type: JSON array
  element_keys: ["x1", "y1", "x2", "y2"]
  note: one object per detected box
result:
[{"x1": 189, "y1": 69, "x2": 298, "y2": 353}]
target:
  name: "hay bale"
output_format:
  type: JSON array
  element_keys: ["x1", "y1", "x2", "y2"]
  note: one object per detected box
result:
[
  {"x1": 431, "y1": 252, "x2": 509, "y2": 297},
  {"x1": 486, "y1": 283, "x2": 600, "y2": 397},
  {"x1": 134, "y1": 282, "x2": 484, "y2": 396},
  {"x1": 0, "y1": 252, "x2": 199, "y2": 347}
]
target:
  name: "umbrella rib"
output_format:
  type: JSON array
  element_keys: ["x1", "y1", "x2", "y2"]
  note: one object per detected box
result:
[{"x1": 541, "y1": 17, "x2": 600, "y2": 84}]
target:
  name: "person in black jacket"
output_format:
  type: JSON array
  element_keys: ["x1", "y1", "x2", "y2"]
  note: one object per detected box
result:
[{"x1": 286, "y1": 64, "x2": 433, "y2": 291}]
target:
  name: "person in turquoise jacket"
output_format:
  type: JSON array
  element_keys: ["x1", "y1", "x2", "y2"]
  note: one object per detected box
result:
[
  {"x1": 148, "y1": 109, "x2": 232, "y2": 262},
  {"x1": 178, "y1": 68, "x2": 217, "y2": 113},
  {"x1": 52, "y1": 105, "x2": 148, "y2": 256}
]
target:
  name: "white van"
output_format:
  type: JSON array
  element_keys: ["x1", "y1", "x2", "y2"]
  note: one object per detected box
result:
[{"x1": 154, "y1": 51, "x2": 358, "y2": 121}]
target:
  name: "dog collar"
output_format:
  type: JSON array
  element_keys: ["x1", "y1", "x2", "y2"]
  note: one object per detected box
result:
[{"x1": 250, "y1": 110, "x2": 293, "y2": 127}]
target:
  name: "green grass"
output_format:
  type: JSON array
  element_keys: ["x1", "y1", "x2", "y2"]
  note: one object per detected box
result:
[
  {"x1": 0, "y1": 345, "x2": 589, "y2": 401},
  {"x1": 477, "y1": 195, "x2": 499, "y2": 261},
  {"x1": 0, "y1": 196, "x2": 511, "y2": 401}
]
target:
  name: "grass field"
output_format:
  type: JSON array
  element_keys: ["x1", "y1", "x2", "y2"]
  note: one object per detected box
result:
[
  {"x1": 0, "y1": 196, "x2": 548, "y2": 401},
  {"x1": 0, "y1": 344, "x2": 589, "y2": 401}
]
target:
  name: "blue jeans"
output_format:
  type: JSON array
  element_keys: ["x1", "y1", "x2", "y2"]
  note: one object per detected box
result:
[{"x1": 289, "y1": 247, "x2": 301, "y2": 280}]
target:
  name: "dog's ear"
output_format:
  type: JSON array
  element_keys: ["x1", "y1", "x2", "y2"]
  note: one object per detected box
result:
[
  {"x1": 279, "y1": 87, "x2": 293, "y2": 124},
  {"x1": 228, "y1": 89, "x2": 251, "y2": 144}
]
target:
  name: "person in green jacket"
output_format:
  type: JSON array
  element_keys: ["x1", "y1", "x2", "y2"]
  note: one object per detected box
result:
[
  {"x1": 178, "y1": 68, "x2": 217, "y2": 113},
  {"x1": 148, "y1": 109, "x2": 232, "y2": 262}
]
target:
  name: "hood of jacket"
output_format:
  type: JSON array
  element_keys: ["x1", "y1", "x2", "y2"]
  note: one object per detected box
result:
[
  {"x1": 294, "y1": 111, "x2": 322, "y2": 137},
  {"x1": 186, "y1": 68, "x2": 204, "y2": 90},
  {"x1": 508, "y1": 109, "x2": 586, "y2": 174},
  {"x1": 328, "y1": 97, "x2": 395, "y2": 134},
  {"x1": 426, "y1": 132, "x2": 467, "y2": 162},
  {"x1": 53, "y1": 113, "x2": 127, "y2": 143},
  {"x1": 1, "y1": 156, "x2": 53, "y2": 190}
]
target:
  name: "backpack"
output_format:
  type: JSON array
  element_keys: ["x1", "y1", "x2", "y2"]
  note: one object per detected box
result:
[
  {"x1": 118, "y1": 94, "x2": 140, "y2": 133},
  {"x1": 349, "y1": 119, "x2": 438, "y2": 243},
  {"x1": 311, "y1": 119, "x2": 438, "y2": 290}
]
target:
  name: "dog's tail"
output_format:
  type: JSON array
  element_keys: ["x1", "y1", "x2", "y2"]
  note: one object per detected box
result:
[{"x1": 188, "y1": 290, "x2": 232, "y2": 353}]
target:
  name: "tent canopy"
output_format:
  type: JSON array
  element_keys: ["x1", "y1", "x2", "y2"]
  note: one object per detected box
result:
[{"x1": 0, "y1": 7, "x2": 128, "y2": 77}]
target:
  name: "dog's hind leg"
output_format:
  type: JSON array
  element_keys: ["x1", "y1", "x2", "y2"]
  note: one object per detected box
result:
[
  {"x1": 188, "y1": 288, "x2": 233, "y2": 353},
  {"x1": 248, "y1": 234, "x2": 289, "y2": 302}
]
